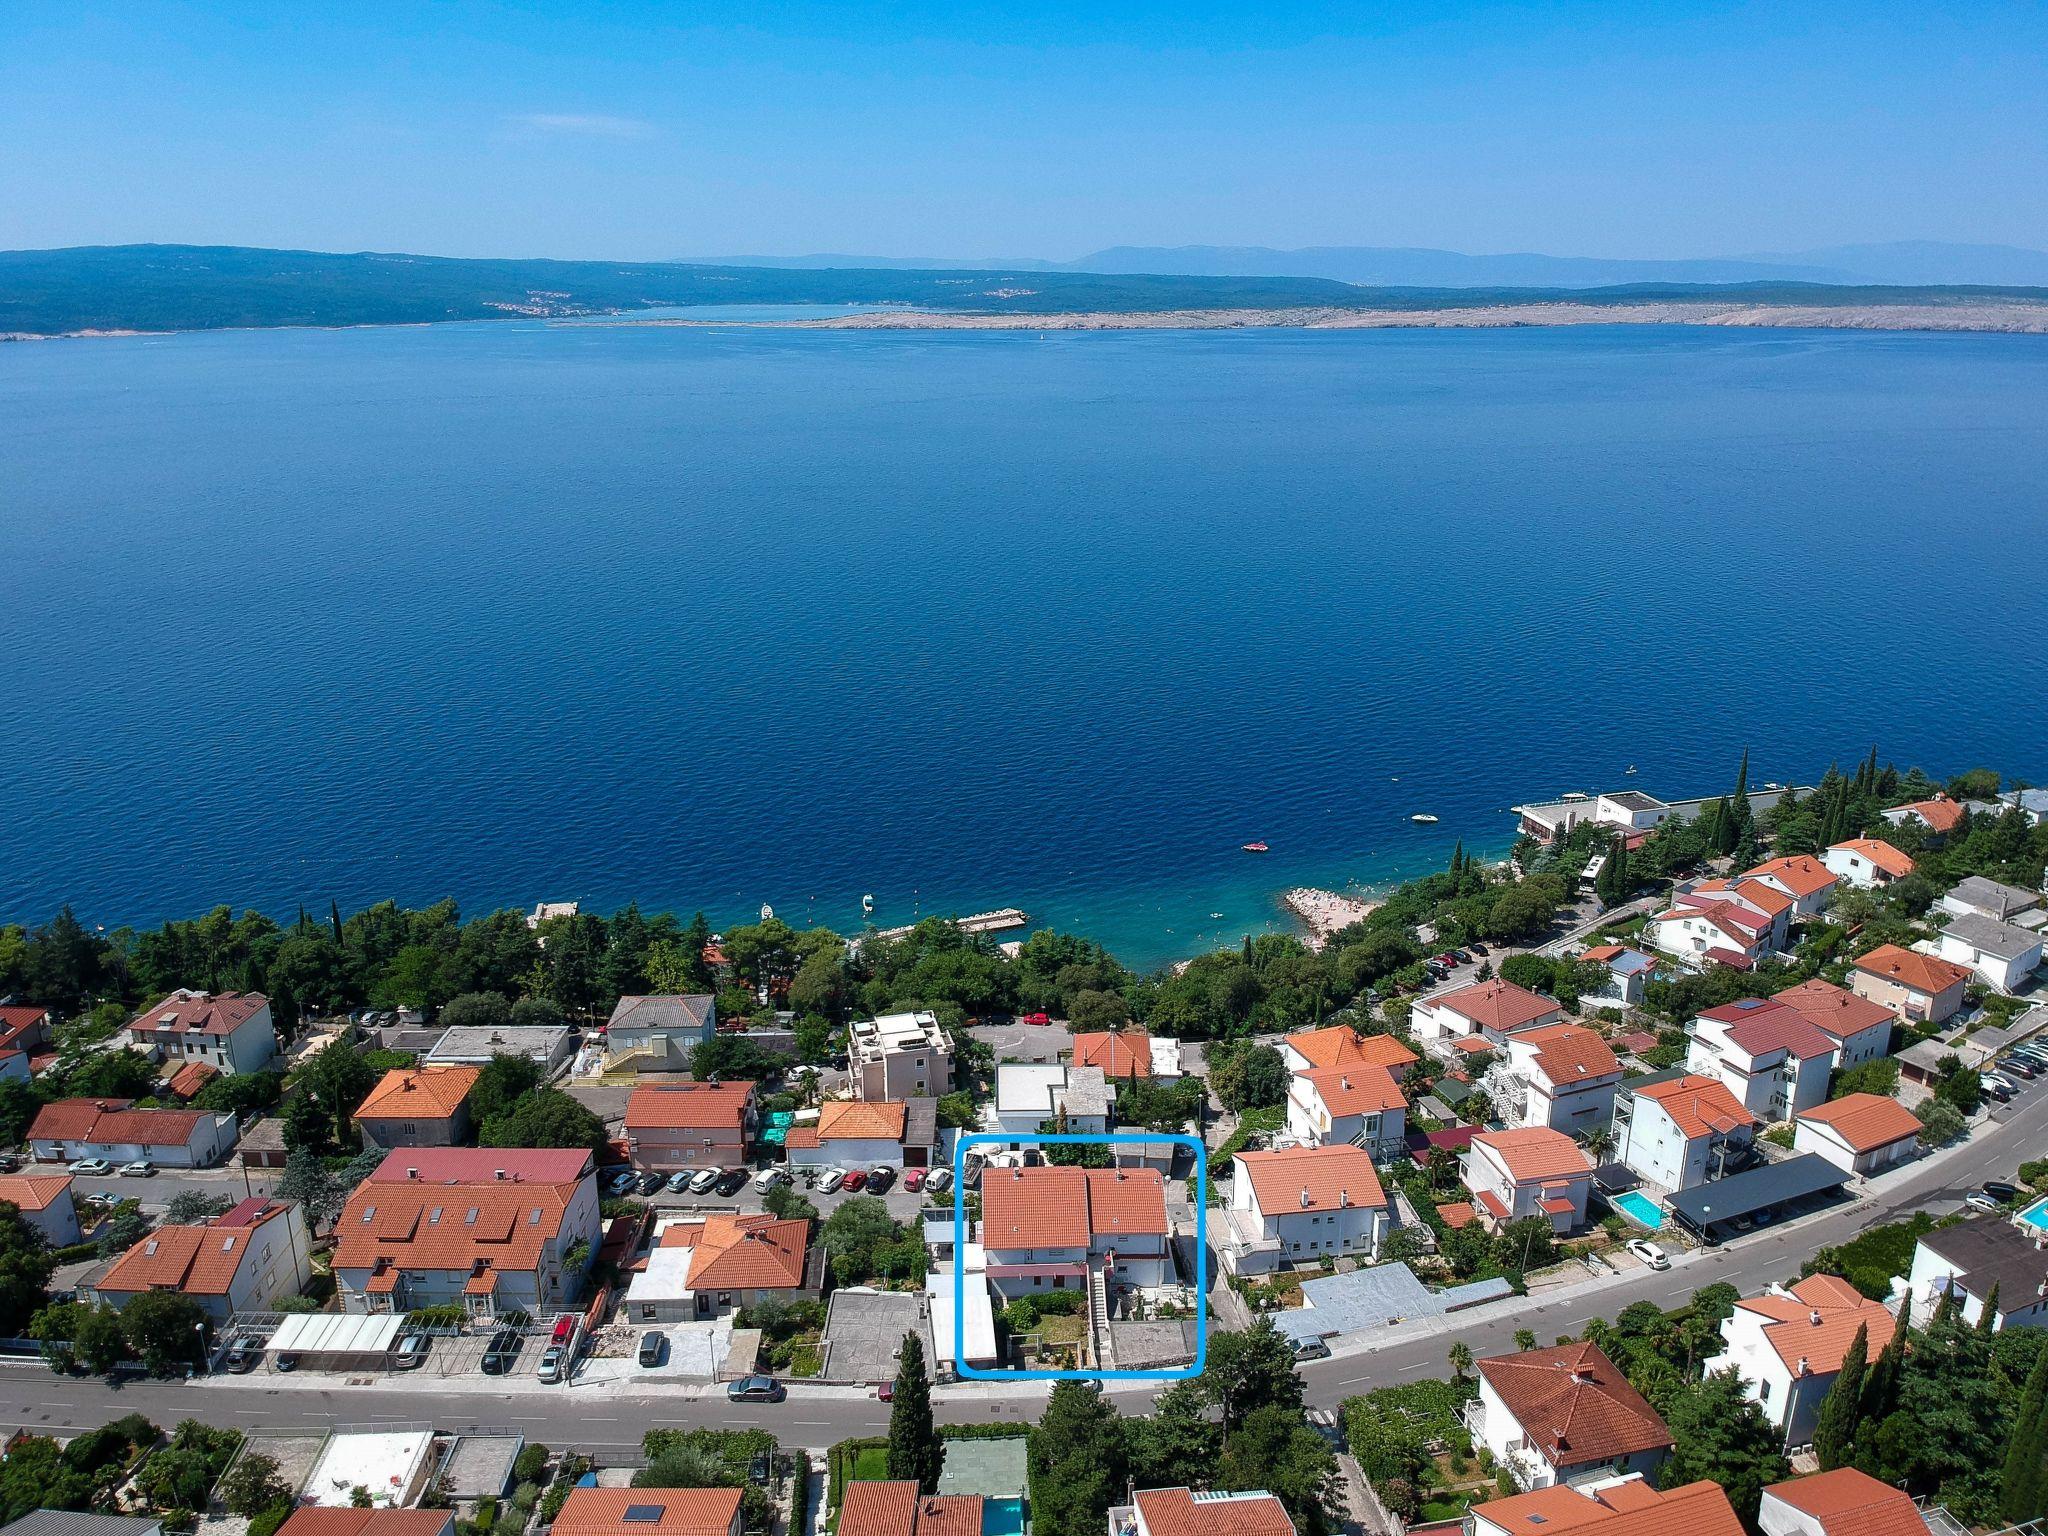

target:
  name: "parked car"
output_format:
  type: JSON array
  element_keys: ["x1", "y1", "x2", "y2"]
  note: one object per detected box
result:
[
  {"x1": 393, "y1": 1333, "x2": 431, "y2": 1370},
  {"x1": 551, "y1": 1314, "x2": 577, "y2": 1344},
  {"x1": 727, "y1": 1374, "x2": 785, "y2": 1403},
  {"x1": 118, "y1": 1160, "x2": 155, "y2": 1177},
  {"x1": 2000, "y1": 1058, "x2": 2037, "y2": 1079},
  {"x1": 926, "y1": 1167, "x2": 953, "y2": 1194},
  {"x1": 638, "y1": 1331, "x2": 665, "y2": 1368},
  {"x1": 818, "y1": 1168, "x2": 847, "y2": 1194},
  {"x1": 842, "y1": 1169, "x2": 868, "y2": 1192},
  {"x1": 537, "y1": 1344, "x2": 568, "y2": 1382},
  {"x1": 963, "y1": 1156, "x2": 984, "y2": 1190},
  {"x1": 605, "y1": 1169, "x2": 639, "y2": 1196},
  {"x1": 481, "y1": 1330, "x2": 521, "y2": 1374},
  {"x1": 665, "y1": 1170, "x2": 694, "y2": 1193},
  {"x1": 714, "y1": 1167, "x2": 749, "y2": 1196},
  {"x1": 1967, "y1": 1191, "x2": 2005, "y2": 1214},
  {"x1": 753, "y1": 1167, "x2": 788, "y2": 1193},
  {"x1": 1626, "y1": 1239, "x2": 1670, "y2": 1270},
  {"x1": 1983, "y1": 1180, "x2": 2022, "y2": 1202},
  {"x1": 274, "y1": 1351, "x2": 301, "y2": 1372},
  {"x1": 877, "y1": 1380, "x2": 895, "y2": 1402},
  {"x1": 1984, "y1": 1077, "x2": 2015, "y2": 1102},
  {"x1": 1469, "y1": 942, "x2": 1490, "y2": 955},
  {"x1": 1449, "y1": 949, "x2": 1471, "y2": 963},
  {"x1": 689, "y1": 1167, "x2": 721, "y2": 1194},
  {"x1": 902, "y1": 1167, "x2": 926, "y2": 1192},
  {"x1": 70, "y1": 1158, "x2": 114, "y2": 1175},
  {"x1": 1292, "y1": 1337, "x2": 1331, "y2": 1360},
  {"x1": 1022, "y1": 1012, "x2": 1052, "y2": 1026},
  {"x1": 637, "y1": 1171, "x2": 666, "y2": 1195},
  {"x1": 866, "y1": 1166, "x2": 896, "y2": 1193},
  {"x1": 223, "y1": 1338, "x2": 262, "y2": 1373}
]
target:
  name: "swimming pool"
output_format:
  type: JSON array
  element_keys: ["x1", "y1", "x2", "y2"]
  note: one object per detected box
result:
[
  {"x1": 2021, "y1": 1197, "x2": 2048, "y2": 1233},
  {"x1": 1613, "y1": 1191, "x2": 1665, "y2": 1230},
  {"x1": 983, "y1": 1498, "x2": 1027, "y2": 1536}
]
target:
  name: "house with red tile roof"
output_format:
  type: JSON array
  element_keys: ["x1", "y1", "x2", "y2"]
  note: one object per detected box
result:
[
  {"x1": 332, "y1": 1148, "x2": 601, "y2": 1317},
  {"x1": 783, "y1": 1099, "x2": 910, "y2": 1166},
  {"x1": 1645, "y1": 893, "x2": 1776, "y2": 970},
  {"x1": 978, "y1": 1165, "x2": 1168, "y2": 1299},
  {"x1": 1474, "y1": 1341, "x2": 1673, "y2": 1489},
  {"x1": 87, "y1": 1198, "x2": 312, "y2": 1323},
  {"x1": 27, "y1": 1099, "x2": 239, "y2": 1168},
  {"x1": 1707, "y1": 1275, "x2": 1898, "y2": 1447},
  {"x1": 1109, "y1": 1488, "x2": 1297, "y2": 1536},
  {"x1": 0, "y1": 1172, "x2": 80, "y2": 1246},
  {"x1": 1769, "y1": 979, "x2": 1893, "y2": 1069},
  {"x1": 0, "y1": 1005, "x2": 53, "y2": 1060},
  {"x1": 1793, "y1": 1094, "x2": 1921, "y2": 1177},
  {"x1": 1576, "y1": 946, "x2": 1657, "y2": 1010},
  {"x1": 1471, "y1": 1478, "x2": 1743, "y2": 1536},
  {"x1": 622, "y1": 1212, "x2": 815, "y2": 1321},
  {"x1": 1284, "y1": 1063, "x2": 1407, "y2": 1154},
  {"x1": 836, "y1": 1483, "x2": 984, "y2": 1536},
  {"x1": 127, "y1": 989, "x2": 279, "y2": 1076},
  {"x1": 1822, "y1": 838, "x2": 1915, "y2": 890},
  {"x1": 1612, "y1": 1074, "x2": 1756, "y2": 1191},
  {"x1": 1881, "y1": 794, "x2": 1966, "y2": 839},
  {"x1": 1070, "y1": 1028, "x2": 1180, "y2": 1083},
  {"x1": 1222, "y1": 1144, "x2": 1390, "y2": 1274},
  {"x1": 1849, "y1": 944, "x2": 1969, "y2": 1025},
  {"x1": 1744, "y1": 856, "x2": 1840, "y2": 920},
  {"x1": 1759, "y1": 1469, "x2": 1927, "y2": 1536},
  {"x1": 1688, "y1": 878, "x2": 1795, "y2": 950},
  {"x1": 354, "y1": 1066, "x2": 482, "y2": 1149},
  {"x1": 1411, "y1": 981, "x2": 1563, "y2": 1053},
  {"x1": 277, "y1": 1511, "x2": 457, "y2": 1536},
  {"x1": 1686, "y1": 999, "x2": 1838, "y2": 1122},
  {"x1": 623, "y1": 1081, "x2": 759, "y2": 1171},
  {"x1": 1499, "y1": 1025, "x2": 1621, "y2": 1136},
  {"x1": 163, "y1": 1062, "x2": 219, "y2": 1102},
  {"x1": 1279, "y1": 1026, "x2": 1417, "y2": 1081},
  {"x1": 1461, "y1": 1128, "x2": 1594, "y2": 1234},
  {"x1": 551, "y1": 1488, "x2": 742, "y2": 1536}
]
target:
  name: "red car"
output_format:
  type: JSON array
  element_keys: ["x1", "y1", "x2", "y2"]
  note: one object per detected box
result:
[
  {"x1": 902, "y1": 1167, "x2": 926, "y2": 1191},
  {"x1": 842, "y1": 1169, "x2": 868, "y2": 1191},
  {"x1": 1022, "y1": 1012, "x2": 1051, "y2": 1026}
]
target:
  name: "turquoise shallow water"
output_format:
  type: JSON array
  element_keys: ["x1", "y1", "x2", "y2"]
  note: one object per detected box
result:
[
  {"x1": 3, "y1": 320, "x2": 2046, "y2": 969},
  {"x1": 1613, "y1": 1191, "x2": 1666, "y2": 1229}
]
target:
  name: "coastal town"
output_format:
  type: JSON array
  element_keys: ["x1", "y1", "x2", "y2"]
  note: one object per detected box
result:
[{"x1": 1, "y1": 757, "x2": 2046, "y2": 1536}]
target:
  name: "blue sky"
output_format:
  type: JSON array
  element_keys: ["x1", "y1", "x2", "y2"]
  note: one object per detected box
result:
[{"x1": 2, "y1": 1, "x2": 2044, "y2": 259}]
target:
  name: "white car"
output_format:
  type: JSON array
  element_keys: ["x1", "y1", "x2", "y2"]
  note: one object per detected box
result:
[
  {"x1": 752, "y1": 1167, "x2": 788, "y2": 1193},
  {"x1": 70, "y1": 1157, "x2": 114, "y2": 1175},
  {"x1": 118, "y1": 1160, "x2": 156, "y2": 1177},
  {"x1": 1626, "y1": 1239, "x2": 1670, "y2": 1270},
  {"x1": 817, "y1": 1168, "x2": 847, "y2": 1194},
  {"x1": 688, "y1": 1166, "x2": 720, "y2": 1194}
]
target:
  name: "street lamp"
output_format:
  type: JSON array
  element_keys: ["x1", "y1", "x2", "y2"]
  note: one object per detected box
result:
[{"x1": 194, "y1": 1323, "x2": 209, "y2": 1377}]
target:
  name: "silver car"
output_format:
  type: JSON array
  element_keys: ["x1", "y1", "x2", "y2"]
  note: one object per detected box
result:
[{"x1": 665, "y1": 1170, "x2": 694, "y2": 1193}]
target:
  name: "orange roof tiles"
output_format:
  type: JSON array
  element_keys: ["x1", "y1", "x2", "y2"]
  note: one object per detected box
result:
[
  {"x1": 552, "y1": 1488, "x2": 743, "y2": 1536},
  {"x1": 1516, "y1": 1024, "x2": 1620, "y2": 1086},
  {"x1": 1284, "y1": 1026, "x2": 1418, "y2": 1073},
  {"x1": 96, "y1": 1202, "x2": 295, "y2": 1297},
  {"x1": 0, "y1": 1173, "x2": 73, "y2": 1212},
  {"x1": 278, "y1": 1511, "x2": 456, "y2": 1536},
  {"x1": 1071, "y1": 1030, "x2": 1152, "y2": 1079},
  {"x1": 1132, "y1": 1488, "x2": 1297, "y2": 1536},
  {"x1": 335, "y1": 1158, "x2": 586, "y2": 1276},
  {"x1": 164, "y1": 1062, "x2": 219, "y2": 1100},
  {"x1": 1475, "y1": 1481, "x2": 1741, "y2": 1536},
  {"x1": 661, "y1": 1212, "x2": 809, "y2": 1289},
  {"x1": 1296, "y1": 1063, "x2": 1407, "y2": 1116},
  {"x1": 980, "y1": 1165, "x2": 1168, "y2": 1248},
  {"x1": 1477, "y1": 1341, "x2": 1673, "y2": 1467},
  {"x1": 1471, "y1": 1127, "x2": 1592, "y2": 1184},
  {"x1": 1794, "y1": 1093, "x2": 1921, "y2": 1154},
  {"x1": 837, "y1": 1483, "x2": 983, "y2": 1536},
  {"x1": 1735, "y1": 1275, "x2": 1896, "y2": 1376},
  {"x1": 626, "y1": 1081, "x2": 758, "y2": 1130},
  {"x1": 1237, "y1": 1144, "x2": 1387, "y2": 1215},
  {"x1": 1765, "y1": 1470, "x2": 1926, "y2": 1536},
  {"x1": 1854, "y1": 944, "x2": 1970, "y2": 995},
  {"x1": 817, "y1": 1100, "x2": 908, "y2": 1142},
  {"x1": 1746, "y1": 855, "x2": 1839, "y2": 899},
  {"x1": 355, "y1": 1066, "x2": 481, "y2": 1122},
  {"x1": 28, "y1": 1099, "x2": 207, "y2": 1147},
  {"x1": 1633, "y1": 1075, "x2": 1754, "y2": 1139},
  {"x1": 1432, "y1": 980, "x2": 1560, "y2": 1033},
  {"x1": 1893, "y1": 797, "x2": 1966, "y2": 834},
  {"x1": 1830, "y1": 839, "x2": 1915, "y2": 879},
  {"x1": 1437, "y1": 1201, "x2": 1478, "y2": 1229},
  {"x1": 132, "y1": 990, "x2": 269, "y2": 1037},
  {"x1": 1693, "y1": 877, "x2": 1794, "y2": 920},
  {"x1": 1772, "y1": 978, "x2": 1894, "y2": 1042}
]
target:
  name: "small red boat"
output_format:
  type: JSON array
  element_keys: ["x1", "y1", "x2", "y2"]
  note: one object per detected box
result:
[{"x1": 1241, "y1": 841, "x2": 1269, "y2": 853}]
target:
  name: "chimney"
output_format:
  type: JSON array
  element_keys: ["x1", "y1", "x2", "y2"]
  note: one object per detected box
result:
[
  {"x1": 407, "y1": 1167, "x2": 419, "y2": 1180},
  {"x1": 1340, "y1": 1188, "x2": 1352, "y2": 1208},
  {"x1": 1796, "y1": 1356, "x2": 1810, "y2": 1376},
  {"x1": 1810, "y1": 1309, "x2": 1823, "y2": 1326},
  {"x1": 1300, "y1": 1187, "x2": 1312, "y2": 1208}
]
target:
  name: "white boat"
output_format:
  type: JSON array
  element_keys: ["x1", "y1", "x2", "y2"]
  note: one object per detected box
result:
[
  {"x1": 862, "y1": 894, "x2": 874, "y2": 916},
  {"x1": 1410, "y1": 813, "x2": 1439, "y2": 824},
  {"x1": 759, "y1": 903, "x2": 774, "y2": 922}
]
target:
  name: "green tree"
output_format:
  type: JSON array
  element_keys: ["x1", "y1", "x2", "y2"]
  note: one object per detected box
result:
[
  {"x1": 469, "y1": 1051, "x2": 545, "y2": 1122},
  {"x1": 165, "y1": 1191, "x2": 235, "y2": 1224},
  {"x1": 0, "y1": 1202, "x2": 56, "y2": 1335},
  {"x1": 1029, "y1": 1382, "x2": 1126, "y2": 1536},
  {"x1": 2001, "y1": 1344, "x2": 2048, "y2": 1523},
  {"x1": 1209, "y1": 1043, "x2": 1289, "y2": 1111},
  {"x1": 293, "y1": 1036, "x2": 378, "y2": 1147},
  {"x1": 1219, "y1": 1405, "x2": 1338, "y2": 1536},
  {"x1": 439, "y1": 991, "x2": 513, "y2": 1031},
  {"x1": 219, "y1": 1450, "x2": 293, "y2": 1519},
  {"x1": 119, "y1": 1290, "x2": 210, "y2": 1375},
  {"x1": 480, "y1": 1088, "x2": 607, "y2": 1154},
  {"x1": 1201, "y1": 1319, "x2": 1304, "y2": 1431},
  {"x1": 72, "y1": 1304, "x2": 129, "y2": 1374},
  {"x1": 1658, "y1": 1369, "x2": 1789, "y2": 1526},
  {"x1": 1127, "y1": 1379, "x2": 1221, "y2": 1490},
  {"x1": 886, "y1": 1333, "x2": 943, "y2": 1491},
  {"x1": 1813, "y1": 1323, "x2": 1867, "y2": 1470}
]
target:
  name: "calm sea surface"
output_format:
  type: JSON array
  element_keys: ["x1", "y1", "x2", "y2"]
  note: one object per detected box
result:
[{"x1": 3, "y1": 319, "x2": 2046, "y2": 969}]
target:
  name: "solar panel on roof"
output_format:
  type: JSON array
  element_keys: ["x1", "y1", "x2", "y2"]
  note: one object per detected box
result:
[{"x1": 623, "y1": 1507, "x2": 666, "y2": 1523}]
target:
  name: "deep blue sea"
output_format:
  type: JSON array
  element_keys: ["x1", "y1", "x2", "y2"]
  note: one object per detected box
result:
[{"x1": 4, "y1": 318, "x2": 2046, "y2": 970}]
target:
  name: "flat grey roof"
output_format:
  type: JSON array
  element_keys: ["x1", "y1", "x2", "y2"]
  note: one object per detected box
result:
[
  {"x1": 1948, "y1": 876, "x2": 2039, "y2": 920},
  {"x1": 1920, "y1": 1216, "x2": 2048, "y2": 1312},
  {"x1": 1942, "y1": 912, "x2": 2041, "y2": 961},
  {"x1": 427, "y1": 1024, "x2": 569, "y2": 1063},
  {"x1": 1603, "y1": 791, "x2": 1667, "y2": 812},
  {"x1": 1665, "y1": 1153, "x2": 1847, "y2": 1231},
  {"x1": 436, "y1": 1434, "x2": 525, "y2": 1499}
]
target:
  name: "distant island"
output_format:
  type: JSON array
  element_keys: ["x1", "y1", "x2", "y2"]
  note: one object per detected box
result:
[{"x1": 4, "y1": 243, "x2": 2048, "y2": 338}]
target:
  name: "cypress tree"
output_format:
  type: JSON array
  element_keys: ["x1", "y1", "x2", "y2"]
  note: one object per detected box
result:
[
  {"x1": 329, "y1": 899, "x2": 344, "y2": 945},
  {"x1": 1858, "y1": 1324, "x2": 1906, "y2": 1433},
  {"x1": 1813, "y1": 1323, "x2": 1867, "y2": 1470},
  {"x1": 1978, "y1": 1283, "x2": 2002, "y2": 1340},
  {"x1": 2002, "y1": 1344, "x2": 2048, "y2": 1524},
  {"x1": 886, "y1": 1332, "x2": 943, "y2": 1492}
]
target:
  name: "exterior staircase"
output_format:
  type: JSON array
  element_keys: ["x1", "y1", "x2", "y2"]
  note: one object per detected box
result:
[{"x1": 1086, "y1": 1263, "x2": 1113, "y2": 1371}]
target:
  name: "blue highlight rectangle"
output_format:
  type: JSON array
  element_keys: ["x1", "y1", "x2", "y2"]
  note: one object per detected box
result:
[{"x1": 951, "y1": 1130, "x2": 1207, "y2": 1381}]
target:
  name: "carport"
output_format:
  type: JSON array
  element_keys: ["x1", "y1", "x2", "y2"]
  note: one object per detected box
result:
[
  {"x1": 1665, "y1": 1154, "x2": 1849, "y2": 1241},
  {"x1": 266, "y1": 1311, "x2": 404, "y2": 1370}
]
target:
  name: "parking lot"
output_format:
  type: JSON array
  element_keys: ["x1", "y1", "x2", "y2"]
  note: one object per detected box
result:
[
  {"x1": 632, "y1": 1168, "x2": 933, "y2": 1225},
  {"x1": 968, "y1": 1018, "x2": 1071, "y2": 1063}
]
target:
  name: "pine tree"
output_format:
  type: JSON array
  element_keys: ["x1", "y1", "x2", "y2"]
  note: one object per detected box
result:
[
  {"x1": 886, "y1": 1333, "x2": 943, "y2": 1492},
  {"x1": 1812, "y1": 1323, "x2": 1867, "y2": 1470},
  {"x1": 2001, "y1": 1344, "x2": 2048, "y2": 1524}
]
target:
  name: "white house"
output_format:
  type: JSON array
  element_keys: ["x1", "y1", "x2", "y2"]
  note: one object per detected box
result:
[
  {"x1": 987, "y1": 1064, "x2": 1110, "y2": 1145},
  {"x1": 27, "y1": 1100, "x2": 240, "y2": 1168},
  {"x1": 1612, "y1": 1074, "x2": 1755, "y2": 1192},
  {"x1": 1498, "y1": 1025, "x2": 1621, "y2": 1135},
  {"x1": 1109, "y1": 1489, "x2": 1297, "y2": 1536},
  {"x1": 1223, "y1": 1144, "x2": 1390, "y2": 1274},
  {"x1": 1070, "y1": 1029, "x2": 1182, "y2": 1083},
  {"x1": 850, "y1": 1011, "x2": 953, "y2": 1101},
  {"x1": 1685, "y1": 1000, "x2": 1836, "y2": 1123},
  {"x1": 1646, "y1": 894, "x2": 1773, "y2": 969},
  {"x1": 1759, "y1": 1469, "x2": 1926, "y2": 1536},
  {"x1": 1705, "y1": 1275, "x2": 1898, "y2": 1447},
  {"x1": 1285, "y1": 1064, "x2": 1406, "y2": 1154},
  {"x1": 128, "y1": 990, "x2": 279, "y2": 1076},
  {"x1": 1472, "y1": 1341, "x2": 1673, "y2": 1489},
  {"x1": 603, "y1": 994, "x2": 715, "y2": 1072},
  {"x1": 1686, "y1": 879, "x2": 1794, "y2": 951},
  {"x1": 1767, "y1": 979, "x2": 1894, "y2": 1069},
  {"x1": 1792, "y1": 1094, "x2": 1920, "y2": 1177},
  {"x1": 1743, "y1": 856, "x2": 1840, "y2": 920},
  {"x1": 1940, "y1": 875, "x2": 2042, "y2": 926},
  {"x1": 1821, "y1": 839, "x2": 1915, "y2": 890},
  {"x1": 1938, "y1": 912, "x2": 2043, "y2": 992},
  {"x1": 978, "y1": 1165, "x2": 1169, "y2": 1301},
  {"x1": 1461, "y1": 1127, "x2": 1593, "y2": 1233},
  {"x1": 0, "y1": 1173, "x2": 81, "y2": 1246},
  {"x1": 782, "y1": 1099, "x2": 910, "y2": 1167},
  {"x1": 87, "y1": 1198, "x2": 313, "y2": 1323},
  {"x1": 1904, "y1": 1217, "x2": 2048, "y2": 1330},
  {"x1": 1880, "y1": 795, "x2": 1966, "y2": 840},
  {"x1": 1411, "y1": 981, "x2": 1562, "y2": 1051},
  {"x1": 1575, "y1": 946, "x2": 1657, "y2": 1010}
]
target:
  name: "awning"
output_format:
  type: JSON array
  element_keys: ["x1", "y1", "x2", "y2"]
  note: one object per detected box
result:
[
  {"x1": 1665, "y1": 1154, "x2": 1848, "y2": 1234},
  {"x1": 269, "y1": 1312, "x2": 404, "y2": 1355}
]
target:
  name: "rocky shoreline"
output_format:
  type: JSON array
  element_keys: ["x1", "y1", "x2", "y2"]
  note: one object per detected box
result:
[{"x1": 1281, "y1": 886, "x2": 1383, "y2": 949}]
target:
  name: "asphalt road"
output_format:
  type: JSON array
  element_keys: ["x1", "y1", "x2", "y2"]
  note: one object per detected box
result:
[{"x1": 3, "y1": 1076, "x2": 2038, "y2": 1453}]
